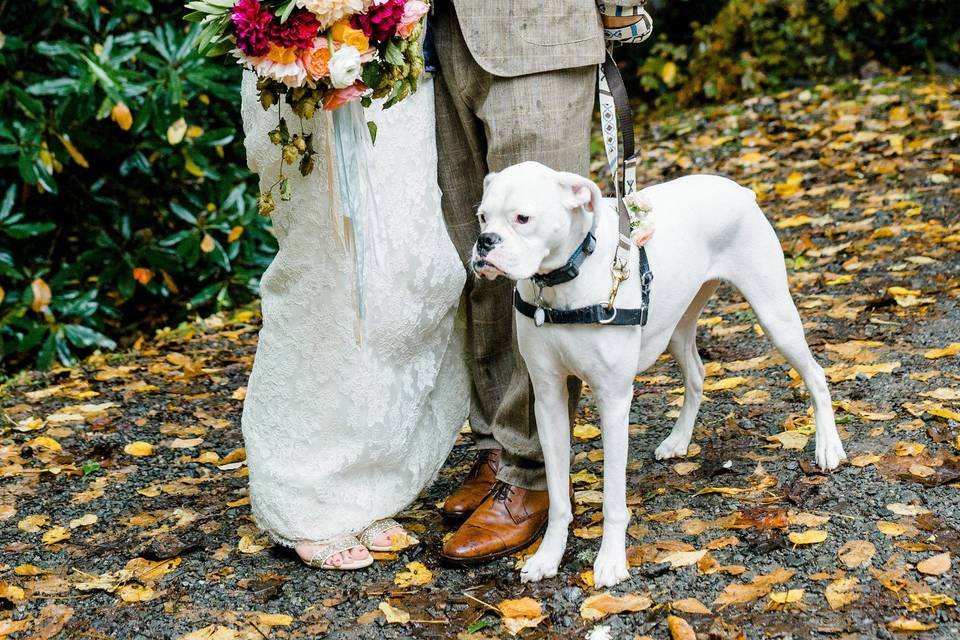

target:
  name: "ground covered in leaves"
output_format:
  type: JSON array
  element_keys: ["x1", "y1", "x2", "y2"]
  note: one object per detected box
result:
[{"x1": 2, "y1": 75, "x2": 959, "y2": 639}]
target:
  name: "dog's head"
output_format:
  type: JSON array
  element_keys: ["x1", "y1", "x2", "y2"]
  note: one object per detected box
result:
[{"x1": 471, "y1": 161, "x2": 604, "y2": 281}]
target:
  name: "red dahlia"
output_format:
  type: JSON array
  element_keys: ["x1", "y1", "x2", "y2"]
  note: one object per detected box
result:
[
  {"x1": 231, "y1": 0, "x2": 273, "y2": 57},
  {"x1": 351, "y1": 0, "x2": 406, "y2": 44},
  {"x1": 269, "y1": 9, "x2": 321, "y2": 50}
]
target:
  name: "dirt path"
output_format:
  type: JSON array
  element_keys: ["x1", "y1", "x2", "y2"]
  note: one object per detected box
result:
[{"x1": 1, "y1": 75, "x2": 958, "y2": 639}]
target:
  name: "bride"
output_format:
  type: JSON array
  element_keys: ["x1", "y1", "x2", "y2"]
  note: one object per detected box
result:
[{"x1": 239, "y1": 61, "x2": 469, "y2": 569}]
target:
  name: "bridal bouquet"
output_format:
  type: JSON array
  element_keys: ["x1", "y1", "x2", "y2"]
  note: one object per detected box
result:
[{"x1": 185, "y1": 0, "x2": 430, "y2": 211}]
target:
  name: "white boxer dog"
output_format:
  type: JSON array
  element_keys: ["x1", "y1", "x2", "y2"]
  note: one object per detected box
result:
[{"x1": 471, "y1": 161, "x2": 847, "y2": 588}]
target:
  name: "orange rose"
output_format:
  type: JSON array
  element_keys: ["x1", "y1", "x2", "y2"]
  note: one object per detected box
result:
[
  {"x1": 329, "y1": 20, "x2": 369, "y2": 51},
  {"x1": 266, "y1": 45, "x2": 297, "y2": 65},
  {"x1": 301, "y1": 47, "x2": 332, "y2": 79}
]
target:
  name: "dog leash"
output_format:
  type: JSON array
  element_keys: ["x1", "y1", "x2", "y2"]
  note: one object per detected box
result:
[{"x1": 513, "y1": 47, "x2": 653, "y2": 328}]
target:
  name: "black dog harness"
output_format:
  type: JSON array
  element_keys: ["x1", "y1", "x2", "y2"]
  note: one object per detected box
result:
[{"x1": 513, "y1": 49, "x2": 653, "y2": 328}]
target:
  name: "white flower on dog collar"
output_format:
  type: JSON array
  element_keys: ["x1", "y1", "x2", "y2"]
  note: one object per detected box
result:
[{"x1": 623, "y1": 192, "x2": 654, "y2": 247}]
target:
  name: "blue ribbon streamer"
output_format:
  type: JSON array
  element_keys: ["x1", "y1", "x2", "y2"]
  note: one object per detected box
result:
[{"x1": 331, "y1": 103, "x2": 368, "y2": 318}]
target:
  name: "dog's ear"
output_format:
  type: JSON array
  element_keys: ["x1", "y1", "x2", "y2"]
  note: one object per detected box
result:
[
  {"x1": 556, "y1": 172, "x2": 604, "y2": 214},
  {"x1": 482, "y1": 171, "x2": 499, "y2": 193}
]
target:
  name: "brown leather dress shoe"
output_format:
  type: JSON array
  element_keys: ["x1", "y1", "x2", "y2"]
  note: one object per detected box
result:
[
  {"x1": 442, "y1": 449, "x2": 501, "y2": 522},
  {"x1": 440, "y1": 481, "x2": 548, "y2": 565}
]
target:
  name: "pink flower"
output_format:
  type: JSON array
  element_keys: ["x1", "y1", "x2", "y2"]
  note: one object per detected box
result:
[
  {"x1": 351, "y1": 0, "x2": 406, "y2": 43},
  {"x1": 323, "y1": 82, "x2": 367, "y2": 110},
  {"x1": 232, "y1": 0, "x2": 274, "y2": 57},
  {"x1": 396, "y1": 0, "x2": 428, "y2": 39},
  {"x1": 396, "y1": 0, "x2": 428, "y2": 38},
  {"x1": 268, "y1": 9, "x2": 321, "y2": 50}
]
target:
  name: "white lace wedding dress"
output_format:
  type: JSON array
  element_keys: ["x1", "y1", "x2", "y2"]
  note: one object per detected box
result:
[{"x1": 239, "y1": 70, "x2": 469, "y2": 546}]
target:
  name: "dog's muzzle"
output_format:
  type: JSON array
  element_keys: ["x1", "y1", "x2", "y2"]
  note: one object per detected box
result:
[
  {"x1": 475, "y1": 232, "x2": 501, "y2": 256},
  {"x1": 472, "y1": 232, "x2": 505, "y2": 278}
]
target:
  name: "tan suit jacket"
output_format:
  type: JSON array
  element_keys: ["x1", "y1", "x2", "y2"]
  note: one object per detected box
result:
[{"x1": 449, "y1": 0, "x2": 610, "y2": 76}]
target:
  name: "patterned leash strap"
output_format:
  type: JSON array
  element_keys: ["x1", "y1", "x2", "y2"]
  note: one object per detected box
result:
[
  {"x1": 598, "y1": 48, "x2": 638, "y2": 250},
  {"x1": 598, "y1": 46, "x2": 654, "y2": 325},
  {"x1": 597, "y1": 2, "x2": 654, "y2": 45}
]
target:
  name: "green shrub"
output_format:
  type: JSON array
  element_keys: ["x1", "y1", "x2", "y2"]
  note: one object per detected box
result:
[
  {"x1": 627, "y1": 0, "x2": 960, "y2": 108},
  {"x1": 0, "y1": 0, "x2": 273, "y2": 370}
]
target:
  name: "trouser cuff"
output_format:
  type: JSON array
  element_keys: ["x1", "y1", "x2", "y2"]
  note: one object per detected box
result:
[{"x1": 496, "y1": 456, "x2": 546, "y2": 492}]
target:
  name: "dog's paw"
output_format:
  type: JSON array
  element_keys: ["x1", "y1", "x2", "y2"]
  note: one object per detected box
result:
[
  {"x1": 593, "y1": 550, "x2": 630, "y2": 588},
  {"x1": 655, "y1": 434, "x2": 690, "y2": 460},
  {"x1": 815, "y1": 435, "x2": 847, "y2": 471},
  {"x1": 520, "y1": 550, "x2": 562, "y2": 583}
]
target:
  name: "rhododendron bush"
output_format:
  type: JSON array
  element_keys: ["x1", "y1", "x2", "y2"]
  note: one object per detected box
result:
[{"x1": 0, "y1": 0, "x2": 274, "y2": 370}]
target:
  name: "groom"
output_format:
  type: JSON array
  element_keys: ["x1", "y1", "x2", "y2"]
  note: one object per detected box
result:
[{"x1": 433, "y1": 0, "x2": 645, "y2": 563}]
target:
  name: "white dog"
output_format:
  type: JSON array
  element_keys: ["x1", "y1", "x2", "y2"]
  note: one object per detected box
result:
[{"x1": 471, "y1": 161, "x2": 847, "y2": 588}]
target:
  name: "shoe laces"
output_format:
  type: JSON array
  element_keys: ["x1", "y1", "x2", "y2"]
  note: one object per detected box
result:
[
  {"x1": 468, "y1": 449, "x2": 498, "y2": 479},
  {"x1": 490, "y1": 481, "x2": 513, "y2": 502}
]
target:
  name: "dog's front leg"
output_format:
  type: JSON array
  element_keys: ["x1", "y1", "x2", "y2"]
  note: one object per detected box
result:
[
  {"x1": 593, "y1": 380, "x2": 634, "y2": 588},
  {"x1": 520, "y1": 375, "x2": 572, "y2": 584}
]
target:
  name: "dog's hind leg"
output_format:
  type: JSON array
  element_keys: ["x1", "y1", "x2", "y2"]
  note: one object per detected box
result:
[
  {"x1": 520, "y1": 373, "x2": 573, "y2": 583},
  {"x1": 655, "y1": 280, "x2": 719, "y2": 461},
  {"x1": 727, "y1": 228, "x2": 847, "y2": 470}
]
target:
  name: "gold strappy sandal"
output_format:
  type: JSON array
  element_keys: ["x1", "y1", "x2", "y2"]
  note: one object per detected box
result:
[
  {"x1": 302, "y1": 535, "x2": 373, "y2": 570},
  {"x1": 358, "y1": 518, "x2": 419, "y2": 552}
]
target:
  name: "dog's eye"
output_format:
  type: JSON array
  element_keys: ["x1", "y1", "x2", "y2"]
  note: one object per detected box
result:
[
  {"x1": 478, "y1": 213, "x2": 486, "y2": 224},
  {"x1": 515, "y1": 214, "x2": 530, "y2": 225}
]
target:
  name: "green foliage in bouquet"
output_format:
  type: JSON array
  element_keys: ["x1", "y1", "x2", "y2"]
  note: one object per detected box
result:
[
  {"x1": 626, "y1": 0, "x2": 960, "y2": 108},
  {"x1": 0, "y1": 0, "x2": 272, "y2": 370}
]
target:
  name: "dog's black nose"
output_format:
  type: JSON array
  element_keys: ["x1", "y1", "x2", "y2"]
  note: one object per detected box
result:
[{"x1": 476, "y1": 232, "x2": 501, "y2": 254}]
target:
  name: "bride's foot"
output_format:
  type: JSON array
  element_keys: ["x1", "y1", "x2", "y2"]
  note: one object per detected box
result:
[
  {"x1": 359, "y1": 518, "x2": 419, "y2": 552},
  {"x1": 296, "y1": 536, "x2": 373, "y2": 570}
]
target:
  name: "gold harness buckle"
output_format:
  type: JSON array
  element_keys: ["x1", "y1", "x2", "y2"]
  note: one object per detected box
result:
[{"x1": 606, "y1": 259, "x2": 630, "y2": 311}]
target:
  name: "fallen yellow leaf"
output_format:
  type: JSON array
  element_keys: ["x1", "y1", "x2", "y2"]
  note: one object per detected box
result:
[
  {"x1": 255, "y1": 613, "x2": 293, "y2": 627},
  {"x1": 673, "y1": 462, "x2": 700, "y2": 476},
  {"x1": 580, "y1": 592, "x2": 653, "y2": 621},
  {"x1": 124, "y1": 441, "x2": 154, "y2": 457},
  {"x1": 378, "y1": 602, "x2": 410, "y2": 625},
  {"x1": 887, "y1": 617, "x2": 935, "y2": 633},
  {"x1": 666, "y1": 615, "x2": 696, "y2": 640},
  {"x1": 768, "y1": 431, "x2": 809, "y2": 450},
  {"x1": 837, "y1": 540, "x2": 875, "y2": 568},
  {"x1": 499, "y1": 597, "x2": 545, "y2": 635},
  {"x1": 788, "y1": 530, "x2": 827, "y2": 546},
  {"x1": 850, "y1": 453, "x2": 881, "y2": 467},
  {"x1": 894, "y1": 441, "x2": 925, "y2": 457},
  {"x1": 573, "y1": 423, "x2": 601, "y2": 440},
  {"x1": 393, "y1": 561, "x2": 432, "y2": 587},
  {"x1": 42, "y1": 526, "x2": 70, "y2": 545},
  {"x1": 877, "y1": 521, "x2": 907, "y2": 537},
  {"x1": 924, "y1": 343, "x2": 960, "y2": 359},
  {"x1": 68, "y1": 514, "x2": 98, "y2": 529},
  {"x1": 660, "y1": 549, "x2": 708, "y2": 568},
  {"x1": 671, "y1": 597, "x2": 712, "y2": 615},
  {"x1": 768, "y1": 588, "x2": 805, "y2": 607},
  {"x1": 714, "y1": 567, "x2": 795, "y2": 608},
  {"x1": 916, "y1": 552, "x2": 950, "y2": 576},
  {"x1": 905, "y1": 593, "x2": 956, "y2": 612},
  {"x1": 825, "y1": 576, "x2": 860, "y2": 610},
  {"x1": 27, "y1": 436, "x2": 62, "y2": 451},
  {"x1": 117, "y1": 584, "x2": 155, "y2": 602}
]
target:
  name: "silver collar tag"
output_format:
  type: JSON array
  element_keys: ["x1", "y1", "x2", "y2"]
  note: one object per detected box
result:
[{"x1": 534, "y1": 306, "x2": 546, "y2": 327}]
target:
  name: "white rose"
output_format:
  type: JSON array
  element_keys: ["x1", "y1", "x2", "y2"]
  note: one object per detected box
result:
[{"x1": 329, "y1": 45, "x2": 362, "y2": 89}]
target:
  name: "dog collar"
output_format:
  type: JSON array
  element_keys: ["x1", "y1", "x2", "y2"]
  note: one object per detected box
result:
[{"x1": 530, "y1": 210, "x2": 598, "y2": 289}]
